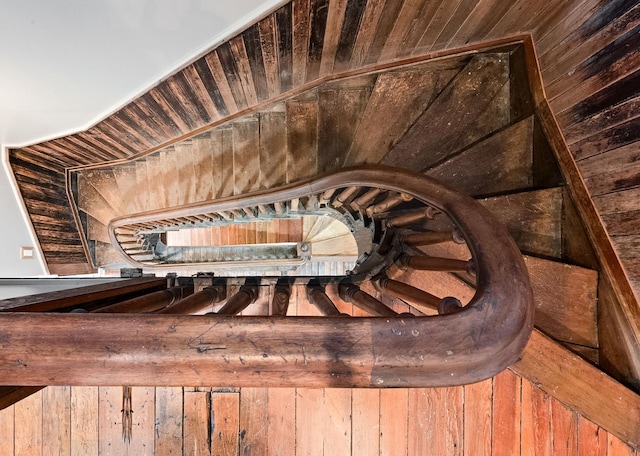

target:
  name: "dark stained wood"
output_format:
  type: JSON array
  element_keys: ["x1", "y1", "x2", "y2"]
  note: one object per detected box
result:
[
  {"x1": 333, "y1": 0, "x2": 368, "y2": 72},
  {"x1": 383, "y1": 54, "x2": 510, "y2": 170},
  {"x1": 306, "y1": 0, "x2": 330, "y2": 82},
  {"x1": 319, "y1": 0, "x2": 348, "y2": 77},
  {"x1": 275, "y1": 3, "x2": 293, "y2": 92},
  {"x1": 243, "y1": 24, "x2": 270, "y2": 103}
]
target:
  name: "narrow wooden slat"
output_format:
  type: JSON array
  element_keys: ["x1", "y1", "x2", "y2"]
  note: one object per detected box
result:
[
  {"x1": 363, "y1": 0, "x2": 405, "y2": 65},
  {"x1": 182, "y1": 64, "x2": 221, "y2": 123},
  {"x1": 230, "y1": 34, "x2": 260, "y2": 106},
  {"x1": 14, "y1": 389, "x2": 43, "y2": 456},
  {"x1": 551, "y1": 399, "x2": 579, "y2": 455},
  {"x1": 608, "y1": 434, "x2": 637, "y2": 456},
  {"x1": 349, "y1": 0, "x2": 387, "y2": 68},
  {"x1": 333, "y1": 0, "x2": 368, "y2": 71},
  {"x1": 492, "y1": 369, "x2": 521, "y2": 455},
  {"x1": 521, "y1": 379, "x2": 552, "y2": 455},
  {"x1": 319, "y1": 0, "x2": 348, "y2": 76},
  {"x1": 380, "y1": 0, "x2": 429, "y2": 61},
  {"x1": 407, "y1": 388, "x2": 434, "y2": 454},
  {"x1": 258, "y1": 15, "x2": 281, "y2": 99},
  {"x1": 71, "y1": 386, "x2": 99, "y2": 456},
  {"x1": 275, "y1": 3, "x2": 293, "y2": 92},
  {"x1": 414, "y1": 0, "x2": 461, "y2": 54},
  {"x1": 380, "y1": 388, "x2": 407, "y2": 455},
  {"x1": 238, "y1": 387, "x2": 268, "y2": 455},
  {"x1": 211, "y1": 391, "x2": 240, "y2": 456},
  {"x1": 42, "y1": 386, "x2": 71, "y2": 456},
  {"x1": 305, "y1": 0, "x2": 329, "y2": 83},
  {"x1": 295, "y1": 388, "x2": 323, "y2": 455},
  {"x1": 351, "y1": 389, "x2": 380, "y2": 456},
  {"x1": 192, "y1": 57, "x2": 230, "y2": 117},
  {"x1": 323, "y1": 388, "x2": 352, "y2": 454},
  {"x1": 292, "y1": 0, "x2": 311, "y2": 86},
  {"x1": 266, "y1": 388, "x2": 295, "y2": 455},
  {"x1": 259, "y1": 111, "x2": 288, "y2": 189},
  {"x1": 127, "y1": 387, "x2": 155, "y2": 455},
  {"x1": 155, "y1": 387, "x2": 183, "y2": 455},
  {"x1": 0, "y1": 404, "x2": 14, "y2": 456},
  {"x1": 205, "y1": 51, "x2": 240, "y2": 114},
  {"x1": 431, "y1": 0, "x2": 480, "y2": 52},
  {"x1": 98, "y1": 386, "x2": 127, "y2": 454},
  {"x1": 463, "y1": 379, "x2": 492, "y2": 455},
  {"x1": 184, "y1": 390, "x2": 211, "y2": 455},
  {"x1": 577, "y1": 416, "x2": 607, "y2": 456}
]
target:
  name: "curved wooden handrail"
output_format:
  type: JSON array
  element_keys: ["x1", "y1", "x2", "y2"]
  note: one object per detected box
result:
[{"x1": 102, "y1": 166, "x2": 534, "y2": 387}]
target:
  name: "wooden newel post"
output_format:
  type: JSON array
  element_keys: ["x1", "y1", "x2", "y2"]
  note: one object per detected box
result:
[
  {"x1": 338, "y1": 282, "x2": 397, "y2": 317},
  {"x1": 216, "y1": 281, "x2": 259, "y2": 315},
  {"x1": 157, "y1": 284, "x2": 227, "y2": 314},
  {"x1": 373, "y1": 275, "x2": 441, "y2": 313},
  {"x1": 306, "y1": 281, "x2": 346, "y2": 317},
  {"x1": 94, "y1": 286, "x2": 191, "y2": 313}
]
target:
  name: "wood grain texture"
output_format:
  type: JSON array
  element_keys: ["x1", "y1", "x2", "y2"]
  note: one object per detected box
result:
[
  {"x1": 0, "y1": 404, "x2": 14, "y2": 456},
  {"x1": 464, "y1": 379, "x2": 492, "y2": 456},
  {"x1": 266, "y1": 387, "x2": 295, "y2": 455},
  {"x1": 155, "y1": 387, "x2": 183, "y2": 455},
  {"x1": 70, "y1": 387, "x2": 98, "y2": 456},
  {"x1": 42, "y1": 386, "x2": 71, "y2": 456},
  {"x1": 14, "y1": 389, "x2": 43, "y2": 456},
  {"x1": 238, "y1": 387, "x2": 269, "y2": 455},
  {"x1": 492, "y1": 369, "x2": 521, "y2": 455},
  {"x1": 184, "y1": 390, "x2": 211, "y2": 456},
  {"x1": 211, "y1": 391, "x2": 240, "y2": 456}
]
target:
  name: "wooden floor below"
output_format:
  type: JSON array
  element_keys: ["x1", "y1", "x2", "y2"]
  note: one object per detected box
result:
[{"x1": 0, "y1": 369, "x2": 635, "y2": 455}]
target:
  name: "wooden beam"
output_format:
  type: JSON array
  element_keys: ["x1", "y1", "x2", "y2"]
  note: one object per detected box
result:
[{"x1": 511, "y1": 330, "x2": 640, "y2": 449}]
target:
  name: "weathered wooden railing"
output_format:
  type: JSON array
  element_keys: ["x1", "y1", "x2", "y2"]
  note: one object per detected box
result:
[{"x1": 0, "y1": 166, "x2": 533, "y2": 387}]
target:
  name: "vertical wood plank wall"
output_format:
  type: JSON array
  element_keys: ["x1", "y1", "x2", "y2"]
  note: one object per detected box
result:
[
  {"x1": 0, "y1": 371, "x2": 636, "y2": 455},
  {"x1": 9, "y1": 0, "x2": 640, "y2": 295}
]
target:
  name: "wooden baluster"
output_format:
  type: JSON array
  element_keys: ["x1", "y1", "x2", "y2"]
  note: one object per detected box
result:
[
  {"x1": 157, "y1": 284, "x2": 227, "y2": 314},
  {"x1": 338, "y1": 282, "x2": 397, "y2": 317},
  {"x1": 290, "y1": 198, "x2": 300, "y2": 212},
  {"x1": 257, "y1": 204, "x2": 269, "y2": 215},
  {"x1": 373, "y1": 276, "x2": 441, "y2": 313},
  {"x1": 242, "y1": 207, "x2": 257, "y2": 218},
  {"x1": 402, "y1": 229, "x2": 465, "y2": 246},
  {"x1": 274, "y1": 201, "x2": 284, "y2": 215},
  {"x1": 218, "y1": 211, "x2": 233, "y2": 221},
  {"x1": 305, "y1": 194, "x2": 318, "y2": 211},
  {"x1": 319, "y1": 188, "x2": 336, "y2": 205},
  {"x1": 351, "y1": 188, "x2": 384, "y2": 211},
  {"x1": 386, "y1": 207, "x2": 438, "y2": 228},
  {"x1": 306, "y1": 281, "x2": 346, "y2": 316},
  {"x1": 216, "y1": 281, "x2": 260, "y2": 315},
  {"x1": 272, "y1": 279, "x2": 292, "y2": 316},
  {"x1": 366, "y1": 192, "x2": 413, "y2": 216},
  {"x1": 230, "y1": 209, "x2": 243, "y2": 218},
  {"x1": 398, "y1": 254, "x2": 474, "y2": 274},
  {"x1": 94, "y1": 286, "x2": 191, "y2": 313},
  {"x1": 332, "y1": 186, "x2": 360, "y2": 208}
]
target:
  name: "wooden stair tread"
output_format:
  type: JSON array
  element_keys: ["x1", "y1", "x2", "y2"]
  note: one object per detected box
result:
[
  {"x1": 174, "y1": 142, "x2": 197, "y2": 206},
  {"x1": 232, "y1": 118, "x2": 261, "y2": 195},
  {"x1": 426, "y1": 116, "x2": 534, "y2": 197},
  {"x1": 94, "y1": 241, "x2": 125, "y2": 267},
  {"x1": 86, "y1": 216, "x2": 111, "y2": 244},
  {"x1": 111, "y1": 164, "x2": 140, "y2": 214},
  {"x1": 144, "y1": 153, "x2": 166, "y2": 210},
  {"x1": 191, "y1": 134, "x2": 215, "y2": 202},
  {"x1": 81, "y1": 169, "x2": 127, "y2": 215},
  {"x1": 76, "y1": 175, "x2": 119, "y2": 226},
  {"x1": 159, "y1": 148, "x2": 180, "y2": 207}
]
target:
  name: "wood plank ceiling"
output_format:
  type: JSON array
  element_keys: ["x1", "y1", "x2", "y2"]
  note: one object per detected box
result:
[{"x1": 8, "y1": 0, "x2": 640, "y2": 297}]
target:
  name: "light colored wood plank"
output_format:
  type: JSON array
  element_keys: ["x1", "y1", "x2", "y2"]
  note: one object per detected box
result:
[
  {"x1": 155, "y1": 387, "x2": 183, "y2": 456},
  {"x1": 43, "y1": 386, "x2": 71, "y2": 456},
  {"x1": 211, "y1": 391, "x2": 240, "y2": 456},
  {"x1": 323, "y1": 388, "x2": 352, "y2": 455},
  {"x1": 407, "y1": 388, "x2": 436, "y2": 455},
  {"x1": 351, "y1": 389, "x2": 380, "y2": 456},
  {"x1": 70, "y1": 387, "x2": 98, "y2": 456},
  {"x1": 15, "y1": 388, "x2": 43, "y2": 456},
  {"x1": 259, "y1": 111, "x2": 288, "y2": 189},
  {"x1": 127, "y1": 386, "x2": 155, "y2": 455},
  {"x1": 608, "y1": 433, "x2": 636, "y2": 456},
  {"x1": 204, "y1": 51, "x2": 239, "y2": 114},
  {"x1": 295, "y1": 388, "x2": 323, "y2": 456},
  {"x1": 445, "y1": 386, "x2": 464, "y2": 456},
  {"x1": 492, "y1": 369, "x2": 521, "y2": 455},
  {"x1": 286, "y1": 98, "x2": 318, "y2": 182},
  {"x1": 380, "y1": 388, "x2": 408, "y2": 456},
  {"x1": 512, "y1": 330, "x2": 640, "y2": 450},
  {"x1": 135, "y1": 160, "x2": 150, "y2": 213},
  {"x1": 551, "y1": 399, "x2": 578, "y2": 456},
  {"x1": 175, "y1": 142, "x2": 197, "y2": 206},
  {"x1": 232, "y1": 118, "x2": 261, "y2": 195},
  {"x1": 266, "y1": 387, "x2": 296, "y2": 456},
  {"x1": 239, "y1": 387, "x2": 268, "y2": 455},
  {"x1": 463, "y1": 379, "x2": 492, "y2": 456},
  {"x1": 184, "y1": 390, "x2": 210, "y2": 456},
  {"x1": 229, "y1": 35, "x2": 259, "y2": 106},
  {"x1": 0, "y1": 404, "x2": 14, "y2": 456},
  {"x1": 521, "y1": 379, "x2": 552, "y2": 456},
  {"x1": 98, "y1": 386, "x2": 127, "y2": 455},
  {"x1": 577, "y1": 416, "x2": 607, "y2": 456},
  {"x1": 319, "y1": 0, "x2": 348, "y2": 76}
]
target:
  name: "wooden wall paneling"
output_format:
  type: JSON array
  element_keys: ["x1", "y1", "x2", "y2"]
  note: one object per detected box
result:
[
  {"x1": 42, "y1": 386, "x2": 71, "y2": 456},
  {"x1": 266, "y1": 387, "x2": 296, "y2": 455},
  {"x1": 166, "y1": 71, "x2": 213, "y2": 128},
  {"x1": 64, "y1": 134, "x2": 122, "y2": 163},
  {"x1": 380, "y1": 388, "x2": 408, "y2": 456},
  {"x1": 463, "y1": 378, "x2": 492, "y2": 456},
  {"x1": 258, "y1": 15, "x2": 282, "y2": 99},
  {"x1": 217, "y1": 42, "x2": 251, "y2": 111},
  {"x1": 181, "y1": 64, "x2": 222, "y2": 124},
  {"x1": 127, "y1": 387, "x2": 155, "y2": 455},
  {"x1": 521, "y1": 380, "x2": 552, "y2": 455},
  {"x1": 184, "y1": 389, "x2": 212, "y2": 456},
  {"x1": 548, "y1": 24, "x2": 640, "y2": 114},
  {"x1": 305, "y1": 0, "x2": 330, "y2": 83},
  {"x1": 192, "y1": 57, "x2": 231, "y2": 118},
  {"x1": 351, "y1": 389, "x2": 380, "y2": 456},
  {"x1": 414, "y1": 0, "x2": 463, "y2": 55},
  {"x1": 175, "y1": 142, "x2": 197, "y2": 206},
  {"x1": 551, "y1": 399, "x2": 579, "y2": 456},
  {"x1": 0, "y1": 404, "x2": 14, "y2": 456},
  {"x1": 430, "y1": 0, "x2": 482, "y2": 53},
  {"x1": 492, "y1": 370, "x2": 521, "y2": 455},
  {"x1": 275, "y1": 3, "x2": 294, "y2": 92},
  {"x1": 577, "y1": 416, "x2": 607, "y2": 456},
  {"x1": 148, "y1": 84, "x2": 194, "y2": 134},
  {"x1": 446, "y1": 386, "x2": 464, "y2": 456},
  {"x1": 231, "y1": 33, "x2": 261, "y2": 106},
  {"x1": 98, "y1": 386, "x2": 128, "y2": 454},
  {"x1": 155, "y1": 387, "x2": 183, "y2": 455},
  {"x1": 318, "y1": 0, "x2": 348, "y2": 77},
  {"x1": 139, "y1": 93, "x2": 184, "y2": 140},
  {"x1": 363, "y1": 0, "x2": 407, "y2": 65},
  {"x1": 104, "y1": 109, "x2": 158, "y2": 151},
  {"x1": 259, "y1": 111, "x2": 288, "y2": 189},
  {"x1": 570, "y1": 114, "x2": 640, "y2": 162},
  {"x1": 11, "y1": 148, "x2": 67, "y2": 173},
  {"x1": 407, "y1": 388, "x2": 435, "y2": 454},
  {"x1": 395, "y1": 0, "x2": 444, "y2": 59},
  {"x1": 378, "y1": 0, "x2": 424, "y2": 62},
  {"x1": 292, "y1": 0, "x2": 312, "y2": 86},
  {"x1": 322, "y1": 388, "x2": 352, "y2": 454},
  {"x1": 204, "y1": 51, "x2": 241, "y2": 114},
  {"x1": 192, "y1": 134, "x2": 215, "y2": 202},
  {"x1": 71, "y1": 386, "x2": 99, "y2": 456},
  {"x1": 295, "y1": 388, "x2": 323, "y2": 454},
  {"x1": 348, "y1": 0, "x2": 387, "y2": 68},
  {"x1": 332, "y1": 0, "x2": 367, "y2": 72},
  {"x1": 14, "y1": 388, "x2": 43, "y2": 456},
  {"x1": 211, "y1": 391, "x2": 240, "y2": 456},
  {"x1": 540, "y1": 2, "x2": 640, "y2": 87},
  {"x1": 608, "y1": 434, "x2": 638, "y2": 456},
  {"x1": 448, "y1": 0, "x2": 515, "y2": 48}
]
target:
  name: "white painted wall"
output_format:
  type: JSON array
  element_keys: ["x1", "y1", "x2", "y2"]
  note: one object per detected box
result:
[{"x1": 0, "y1": 0, "x2": 282, "y2": 277}]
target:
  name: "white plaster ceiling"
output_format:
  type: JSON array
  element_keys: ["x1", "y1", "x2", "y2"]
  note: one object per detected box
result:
[{"x1": 0, "y1": 0, "x2": 282, "y2": 147}]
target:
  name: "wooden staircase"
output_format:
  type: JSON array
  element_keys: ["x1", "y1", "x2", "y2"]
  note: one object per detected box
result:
[{"x1": 71, "y1": 49, "x2": 604, "y2": 369}]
